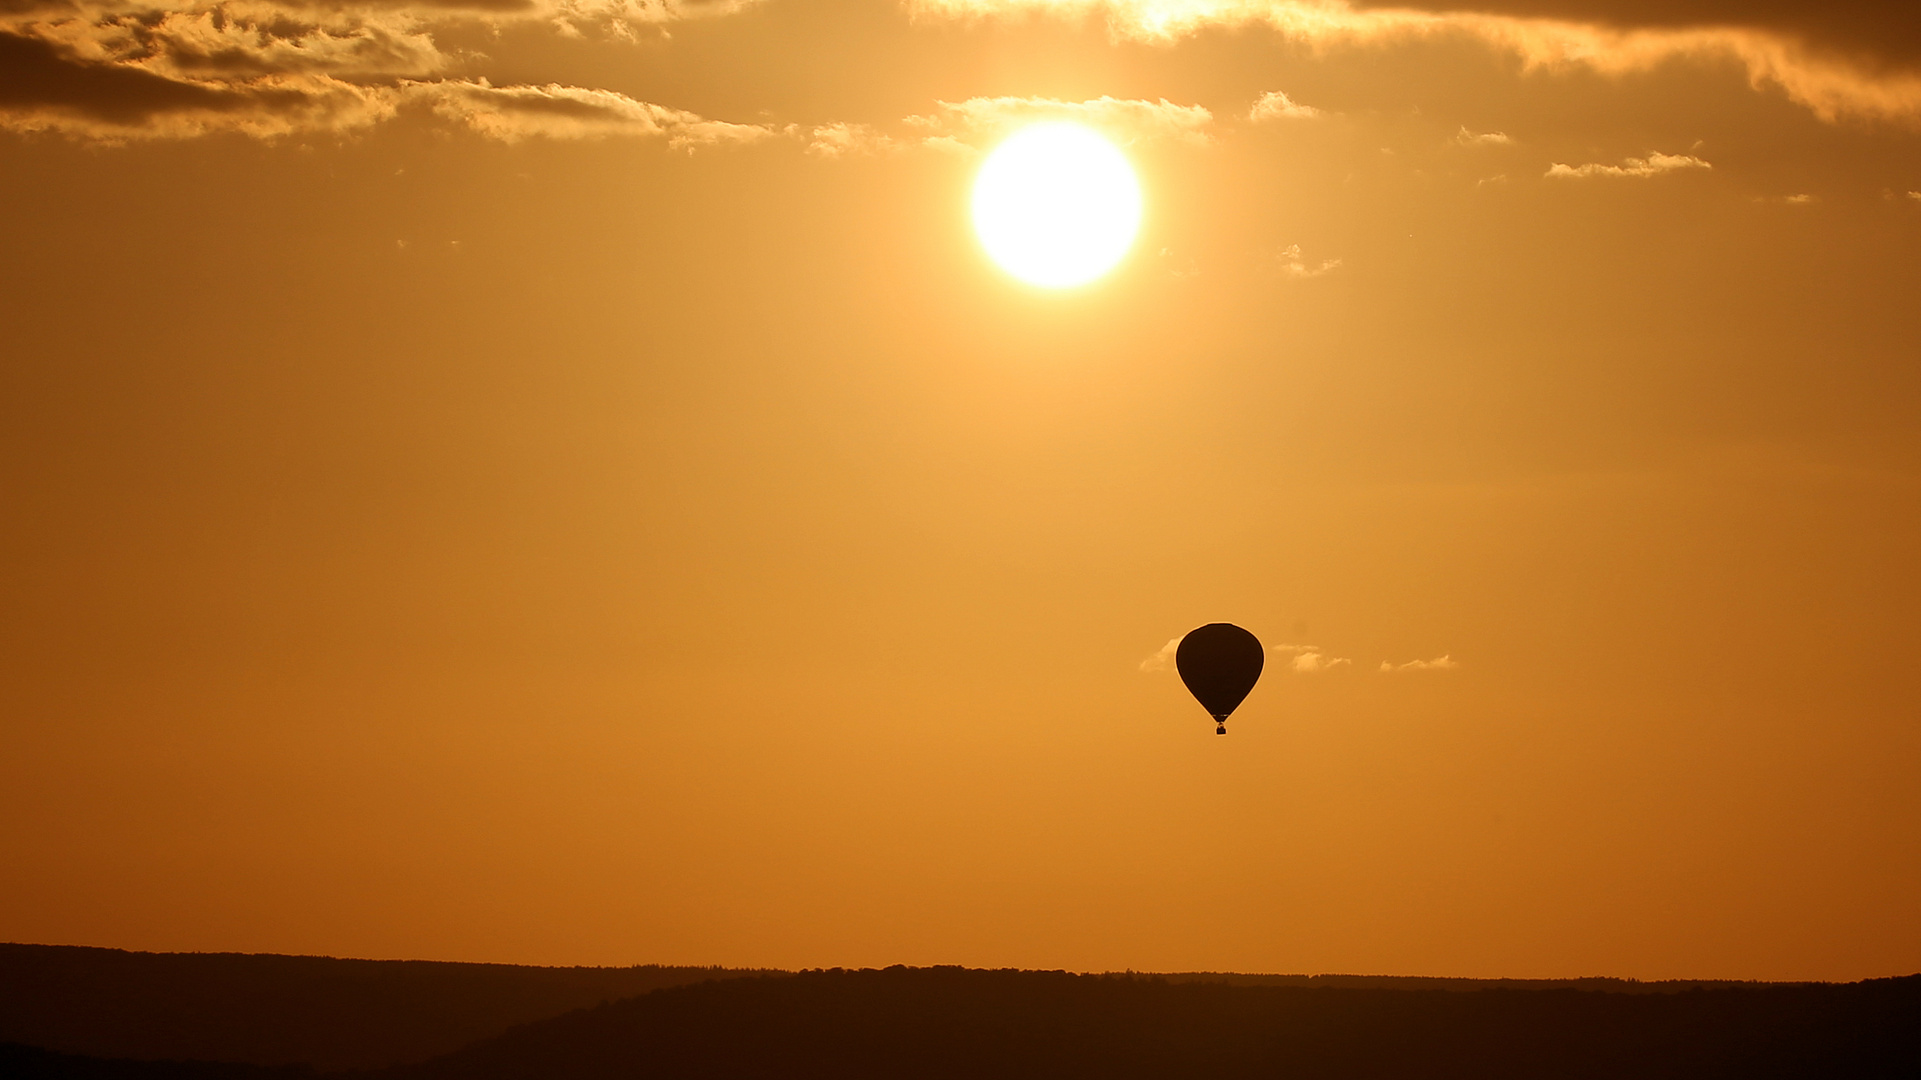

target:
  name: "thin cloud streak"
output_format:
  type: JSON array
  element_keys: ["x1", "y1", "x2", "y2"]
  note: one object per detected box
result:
[
  {"x1": 1456, "y1": 126, "x2": 1512, "y2": 146},
  {"x1": 807, "y1": 121, "x2": 897, "y2": 157},
  {"x1": 1272, "y1": 643, "x2": 1352, "y2": 671},
  {"x1": 806, "y1": 96, "x2": 1214, "y2": 158},
  {"x1": 418, "y1": 81, "x2": 777, "y2": 146},
  {"x1": 908, "y1": 94, "x2": 1214, "y2": 149},
  {"x1": 1546, "y1": 151, "x2": 1711, "y2": 178},
  {"x1": 1381, "y1": 655, "x2": 1458, "y2": 671}
]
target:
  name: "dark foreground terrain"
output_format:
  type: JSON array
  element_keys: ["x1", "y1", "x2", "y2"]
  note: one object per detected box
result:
[
  {"x1": 3, "y1": 945, "x2": 1916, "y2": 1080},
  {"x1": 0, "y1": 943, "x2": 769, "y2": 1069}
]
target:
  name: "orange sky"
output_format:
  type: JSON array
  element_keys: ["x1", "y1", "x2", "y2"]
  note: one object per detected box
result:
[{"x1": 3, "y1": 0, "x2": 1920, "y2": 982}]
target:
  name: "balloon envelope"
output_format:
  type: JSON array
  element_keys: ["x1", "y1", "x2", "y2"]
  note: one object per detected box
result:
[{"x1": 1175, "y1": 623, "x2": 1264, "y2": 730}]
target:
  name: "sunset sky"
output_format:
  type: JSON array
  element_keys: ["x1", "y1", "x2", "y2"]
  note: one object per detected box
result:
[{"x1": 4, "y1": 0, "x2": 1920, "y2": 983}]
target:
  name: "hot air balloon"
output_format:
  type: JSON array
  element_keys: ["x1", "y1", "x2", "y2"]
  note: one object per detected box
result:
[{"x1": 1176, "y1": 623, "x2": 1264, "y2": 735}]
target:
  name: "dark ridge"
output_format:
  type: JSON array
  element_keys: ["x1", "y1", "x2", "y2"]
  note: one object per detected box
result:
[
  {"x1": 389, "y1": 966, "x2": 1921, "y2": 1080},
  {"x1": 1153, "y1": 971, "x2": 1787, "y2": 993},
  {"x1": 0, "y1": 943, "x2": 777, "y2": 1071}
]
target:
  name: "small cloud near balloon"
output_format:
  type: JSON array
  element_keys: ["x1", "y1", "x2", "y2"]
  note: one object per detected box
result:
[
  {"x1": 1146, "y1": 638, "x2": 1451, "y2": 674},
  {"x1": 1139, "y1": 638, "x2": 1181, "y2": 672},
  {"x1": 1141, "y1": 638, "x2": 1350, "y2": 672},
  {"x1": 1380, "y1": 655, "x2": 1458, "y2": 672},
  {"x1": 1272, "y1": 644, "x2": 1352, "y2": 672}
]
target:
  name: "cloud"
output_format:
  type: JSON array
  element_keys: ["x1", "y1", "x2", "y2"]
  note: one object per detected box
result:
[
  {"x1": 1158, "y1": 247, "x2": 1201, "y2": 278},
  {"x1": 1290, "y1": 650, "x2": 1351, "y2": 672},
  {"x1": 908, "y1": 1, "x2": 1921, "y2": 123},
  {"x1": 13, "y1": 0, "x2": 1921, "y2": 144},
  {"x1": 800, "y1": 95, "x2": 1215, "y2": 160},
  {"x1": 1364, "y1": 1, "x2": 1921, "y2": 68},
  {"x1": 1456, "y1": 125, "x2": 1512, "y2": 145},
  {"x1": 1545, "y1": 150, "x2": 1711, "y2": 178},
  {"x1": 1249, "y1": 89, "x2": 1321, "y2": 120},
  {"x1": 1380, "y1": 654, "x2": 1458, "y2": 671},
  {"x1": 1271, "y1": 642, "x2": 1352, "y2": 672},
  {"x1": 1144, "y1": 637, "x2": 1353, "y2": 672},
  {"x1": 1139, "y1": 637, "x2": 1181, "y2": 671},
  {"x1": 0, "y1": 29, "x2": 402, "y2": 140},
  {"x1": 416, "y1": 80, "x2": 775, "y2": 145},
  {"x1": 903, "y1": 94, "x2": 1214, "y2": 150},
  {"x1": 807, "y1": 121, "x2": 898, "y2": 157},
  {"x1": 1278, "y1": 243, "x2": 1341, "y2": 277},
  {"x1": 0, "y1": 0, "x2": 769, "y2": 141}
]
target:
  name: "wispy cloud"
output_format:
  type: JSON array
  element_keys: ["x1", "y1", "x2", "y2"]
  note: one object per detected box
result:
[
  {"x1": 1248, "y1": 90, "x2": 1321, "y2": 121},
  {"x1": 418, "y1": 81, "x2": 777, "y2": 146},
  {"x1": 1456, "y1": 126, "x2": 1512, "y2": 146},
  {"x1": 802, "y1": 95, "x2": 1213, "y2": 159},
  {"x1": 909, "y1": 0, "x2": 1921, "y2": 123},
  {"x1": 1291, "y1": 651, "x2": 1351, "y2": 673},
  {"x1": 1139, "y1": 637, "x2": 1180, "y2": 671},
  {"x1": 1272, "y1": 642, "x2": 1351, "y2": 672},
  {"x1": 1158, "y1": 247, "x2": 1201, "y2": 279},
  {"x1": 1546, "y1": 151, "x2": 1711, "y2": 179},
  {"x1": 1142, "y1": 637, "x2": 1352, "y2": 671},
  {"x1": 1380, "y1": 655, "x2": 1458, "y2": 672},
  {"x1": 1278, "y1": 244, "x2": 1341, "y2": 277},
  {"x1": 806, "y1": 121, "x2": 897, "y2": 157},
  {"x1": 904, "y1": 94, "x2": 1213, "y2": 150}
]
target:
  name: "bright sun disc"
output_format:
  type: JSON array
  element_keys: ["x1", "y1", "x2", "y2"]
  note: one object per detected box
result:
[{"x1": 972, "y1": 122, "x2": 1142, "y2": 288}]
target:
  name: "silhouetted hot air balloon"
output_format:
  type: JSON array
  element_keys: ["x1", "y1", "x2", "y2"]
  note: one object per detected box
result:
[{"x1": 1176, "y1": 623, "x2": 1264, "y2": 735}]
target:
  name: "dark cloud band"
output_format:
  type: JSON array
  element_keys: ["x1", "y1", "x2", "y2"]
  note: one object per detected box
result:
[{"x1": 1354, "y1": 1, "x2": 1921, "y2": 64}]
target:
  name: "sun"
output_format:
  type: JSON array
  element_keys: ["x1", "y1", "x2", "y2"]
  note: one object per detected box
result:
[{"x1": 971, "y1": 122, "x2": 1143, "y2": 289}]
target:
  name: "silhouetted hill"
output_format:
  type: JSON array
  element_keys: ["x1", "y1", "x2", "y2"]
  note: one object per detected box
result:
[
  {"x1": 392, "y1": 966, "x2": 1921, "y2": 1080},
  {"x1": 0, "y1": 1044, "x2": 311, "y2": 1080},
  {"x1": 1155, "y1": 971, "x2": 1769, "y2": 993},
  {"x1": 7, "y1": 947, "x2": 1916, "y2": 1079},
  {"x1": 0, "y1": 944, "x2": 774, "y2": 1070}
]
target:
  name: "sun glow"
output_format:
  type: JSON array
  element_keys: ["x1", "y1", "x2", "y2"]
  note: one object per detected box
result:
[{"x1": 971, "y1": 122, "x2": 1143, "y2": 288}]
